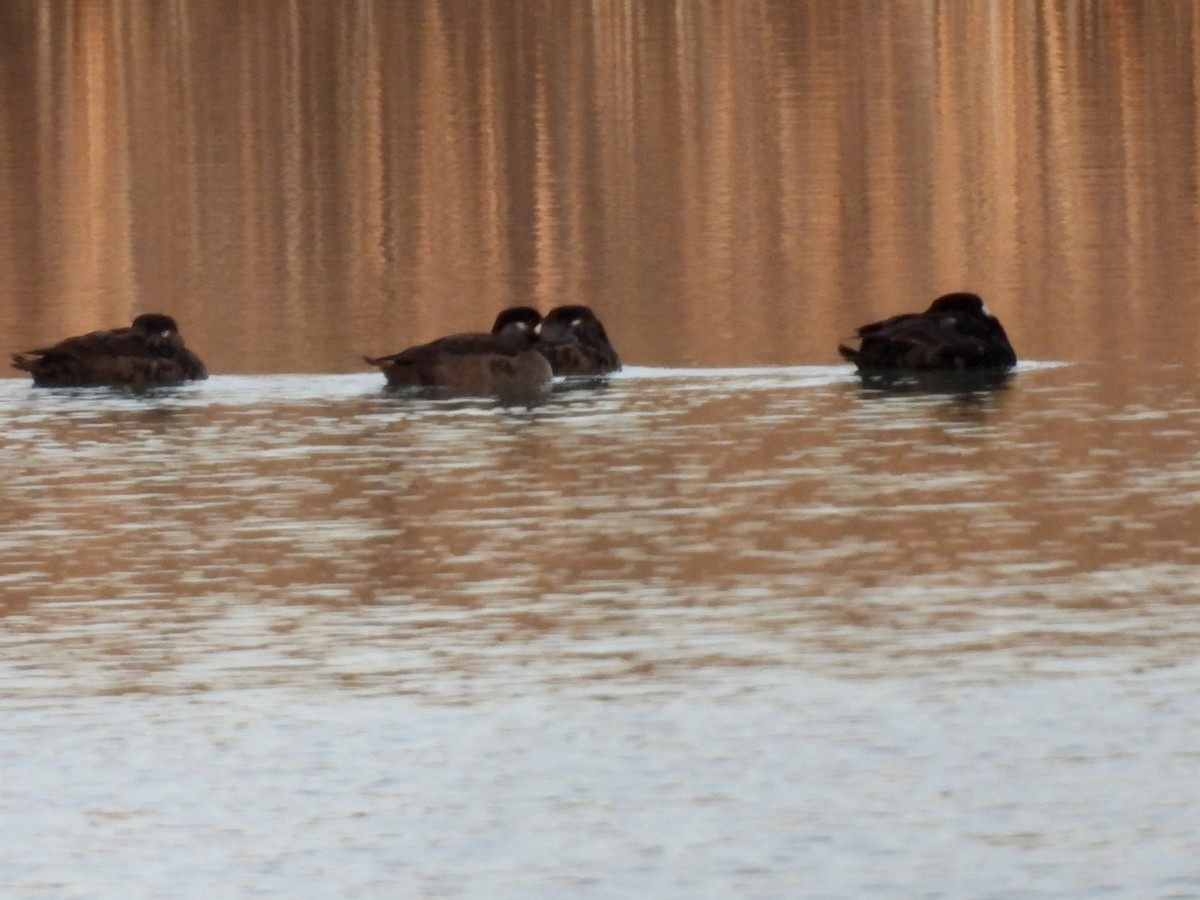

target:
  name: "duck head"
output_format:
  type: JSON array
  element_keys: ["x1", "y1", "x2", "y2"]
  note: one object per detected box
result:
[
  {"x1": 927, "y1": 293, "x2": 987, "y2": 316},
  {"x1": 132, "y1": 313, "x2": 181, "y2": 337},
  {"x1": 539, "y1": 305, "x2": 610, "y2": 345},
  {"x1": 491, "y1": 306, "x2": 542, "y2": 335}
]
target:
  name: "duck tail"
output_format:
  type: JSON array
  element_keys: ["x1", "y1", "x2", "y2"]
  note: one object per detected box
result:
[
  {"x1": 11, "y1": 353, "x2": 35, "y2": 373},
  {"x1": 836, "y1": 343, "x2": 859, "y2": 363}
]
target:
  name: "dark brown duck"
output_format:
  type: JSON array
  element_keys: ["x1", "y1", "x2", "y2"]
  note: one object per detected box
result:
[
  {"x1": 535, "y1": 305, "x2": 621, "y2": 376},
  {"x1": 11, "y1": 313, "x2": 208, "y2": 387},
  {"x1": 838, "y1": 292, "x2": 1017, "y2": 371},
  {"x1": 364, "y1": 306, "x2": 552, "y2": 396}
]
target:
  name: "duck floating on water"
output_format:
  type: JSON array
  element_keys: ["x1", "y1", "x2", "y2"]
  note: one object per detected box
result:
[
  {"x1": 364, "y1": 306, "x2": 551, "y2": 397},
  {"x1": 535, "y1": 304, "x2": 621, "y2": 376},
  {"x1": 838, "y1": 292, "x2": 1017, "y2": 371},
  {"x1": 11, "y1": 313, "x2": 208, "y2": 387}
]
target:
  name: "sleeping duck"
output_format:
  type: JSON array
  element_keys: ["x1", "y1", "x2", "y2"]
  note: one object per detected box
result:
[
  {"x1": 535, "y1": 305, "x2": 621, "y2": 376},
  {"x1": 11, "y1": 313, "x2": 208, "y2": 387},
  {"x1": 838, "y1": 292, "x2": 1017, "y2": 371},
  {"x1": 364, "y1": 306, "x2": 551, "y2": 397}
]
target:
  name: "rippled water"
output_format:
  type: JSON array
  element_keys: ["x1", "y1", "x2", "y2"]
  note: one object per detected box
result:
[
  {"x1": 6, "y1": 0, "x2": 1200, "y2": 895},
  {"x1": 4, "y1": 365, "x2": 1200, "y2": 895}
]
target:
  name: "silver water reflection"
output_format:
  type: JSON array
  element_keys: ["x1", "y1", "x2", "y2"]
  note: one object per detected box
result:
[{"x1": 5, "y1": 671, "x2": 1199, "y2": 897}]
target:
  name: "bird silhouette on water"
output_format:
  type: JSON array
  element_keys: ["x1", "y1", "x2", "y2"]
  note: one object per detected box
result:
[
  {"x1": 838, "y1": 292, "x2": 1016, "y2": 371},
  {"x1": 12, "y1": 313, "x2": 207, "y2": 387}
]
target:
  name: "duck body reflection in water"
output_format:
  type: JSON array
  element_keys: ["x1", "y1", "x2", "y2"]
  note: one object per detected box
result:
[
  {"x1": 852, "y1": 367, "x2": 1016, "y2": 396},
  {"x1": 11, "y1": 313, "x2": 208, "y2": 388},
  {"x1": 838, "y1": 293, "x2": 1017, "y2": 373},
  {"x1": 364, "y1": 306, "x2": 552, "y2": 400}
]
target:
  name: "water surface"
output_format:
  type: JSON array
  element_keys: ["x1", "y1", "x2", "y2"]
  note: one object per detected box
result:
[
  {"x1": 3, "y1": 1, "x2": 1200, "y2": 896},
  {"x1": 5, "y1": 364, "x2": 1200, "y2": 895}
]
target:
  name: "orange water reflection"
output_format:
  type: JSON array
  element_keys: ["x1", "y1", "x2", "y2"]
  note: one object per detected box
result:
[{"x1": 1, "y1": 2, "x2": 1199, "y2": 372}]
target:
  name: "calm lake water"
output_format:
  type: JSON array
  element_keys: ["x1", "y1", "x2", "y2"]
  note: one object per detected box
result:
[{"x1": 4, "y1": 2, "x2": 1200, "y2": 897}]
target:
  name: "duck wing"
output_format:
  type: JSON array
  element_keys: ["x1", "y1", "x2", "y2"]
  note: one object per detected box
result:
[
  {"x1": 16, "y1": 325, "x2": 140, "y2": 363},
  {"x1": 365, "y1": 329, "x2": 540, "y2": 388},
  {"x1": 365, "y1": 330, "x2": 529, "y2": 368}
]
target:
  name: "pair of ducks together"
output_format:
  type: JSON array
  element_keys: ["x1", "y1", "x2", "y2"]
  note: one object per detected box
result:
[{"x1": 10, "y1": 293, "x2": 1016, "y2": 390}]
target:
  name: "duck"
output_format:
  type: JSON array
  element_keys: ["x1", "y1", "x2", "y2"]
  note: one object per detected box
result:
[
  {"x1": 535, "y1": 305, "x2": 621, "y2": 376},
  {"x1": 11, "y1": 313, "x2": 208, "y2": 387},
  {"x1": 837, "y1": 292, "x2": 1017, "y2": 371},
  {"x1": 364, "y1": 306, "x2": 551, "y2": 397}
]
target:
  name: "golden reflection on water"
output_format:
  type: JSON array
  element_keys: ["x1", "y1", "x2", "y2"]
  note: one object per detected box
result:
[{"x1": 1, "y1": 2, "x2": 1199, "y2": 371}]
